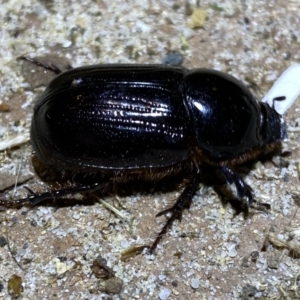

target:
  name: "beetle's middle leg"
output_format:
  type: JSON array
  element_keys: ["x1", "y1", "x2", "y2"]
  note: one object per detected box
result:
[{"x1": 150, "y1": 167, "x2": 201, "y2": 253}]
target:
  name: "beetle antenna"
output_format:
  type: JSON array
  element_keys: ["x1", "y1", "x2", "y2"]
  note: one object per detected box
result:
[{"x1": 272, "y1": 96, "x2": 286, "y2": 109}]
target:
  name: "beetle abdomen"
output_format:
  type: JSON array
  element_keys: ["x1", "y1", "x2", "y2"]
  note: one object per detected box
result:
[{"x1": 31, "y1": 65, "x2": 191, "y2": 170}]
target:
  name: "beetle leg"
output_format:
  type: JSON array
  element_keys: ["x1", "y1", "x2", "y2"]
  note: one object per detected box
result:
[
  {"x1": 0, "y1": 182, "x2": 108, "y2": 208},
  {"x1": 17, "y1": 56, "x2": 68, "y2": 75},
  {"x1": 150, "y1": 167, "x2": 201, "y2": 253},
  {"x1": 220, "y1": 166, "x2": 253, "y2": 207}
]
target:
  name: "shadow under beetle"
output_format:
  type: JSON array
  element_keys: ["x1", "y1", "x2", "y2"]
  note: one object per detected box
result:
[{"x1": 1, "y1": 57, "x2": 286, "y2": 253}]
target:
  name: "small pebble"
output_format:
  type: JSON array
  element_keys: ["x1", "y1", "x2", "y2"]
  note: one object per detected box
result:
[
  {"x1": 191, "y1": 278, "x2": 200, "y2": 289},
  {"x1": 182, "y1": 27, "x2": 195, "y2": 40},
  {"x1": 0, "y1": 236, "x2": 7, "y2": 247},
  {"x1": 171, "y1": 280, "x2": 178, "y2": 287},
  {"x1": 72, "y1": 213, "x2": 80, "y2": 220},
  {"x1": 162, "y1": 52, "x2": 184, "y2": 66},
  {"x1": 158, "y1": 274, "x2": 166, "y2": 281},
  {"x1": 62, "y1": 40, "x2": 72, "y2": 48},
  {"x1": 227, "y1": 243, "x2": 238, "y2": 258},
  {"x1": 159, "y1": 287, "x2": 171, "y2": 300}
]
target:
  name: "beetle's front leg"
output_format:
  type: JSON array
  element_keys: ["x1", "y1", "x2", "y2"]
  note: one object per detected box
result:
[
  {"x1": 220, "y1": 166, "x2": 253, "y2": 207},
  {"x1": 150, "y1": 167, "x2": 201, "y2": 253},
  {"x1": 0, "y1": 182, "x2": 109, "y2": 208}
]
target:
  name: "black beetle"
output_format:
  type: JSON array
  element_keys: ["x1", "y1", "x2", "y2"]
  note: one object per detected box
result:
[{"x1": 1, "y1": 57, "x2": 286, "y2": 253}]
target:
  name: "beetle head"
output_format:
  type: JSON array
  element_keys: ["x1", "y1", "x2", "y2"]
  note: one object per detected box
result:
[{"x1": 259, "y1": 102, "x2": 287, "y2": 144}]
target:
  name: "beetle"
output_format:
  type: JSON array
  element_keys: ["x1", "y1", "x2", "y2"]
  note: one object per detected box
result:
[{"x1": 1, "y1": 57, "x2": 287, "y2": 253}]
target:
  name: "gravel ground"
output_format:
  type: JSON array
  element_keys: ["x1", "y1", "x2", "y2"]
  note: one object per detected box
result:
[{"x1": 1, "y1": 0, "x2": 300, "y2": 299}]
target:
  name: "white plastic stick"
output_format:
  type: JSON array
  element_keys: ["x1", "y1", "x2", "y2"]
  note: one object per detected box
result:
[{"x1": 262, "y1": 64, "x2": 300, "y2": 115}]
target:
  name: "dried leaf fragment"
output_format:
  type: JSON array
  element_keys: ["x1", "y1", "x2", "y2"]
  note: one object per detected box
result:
[
  {"x1": 189, "y1": 9, "x2": 207, "y2": 29},
  {"x1": 120, "y1": 245, "x2": 149, "y2": 261},
  {"x1": 0, "y1": 102, "x2": 10, "y2": 112},
  {"x1": 7, "y1": 274, "x2": 23, "y2": 297}
]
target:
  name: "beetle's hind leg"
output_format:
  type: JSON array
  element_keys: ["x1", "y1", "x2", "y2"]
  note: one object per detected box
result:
[
  {"x1": 220, "y1": 166, "x2": 253, "y2": 207},
  {"x1": 150, "y1": 167, "x2": 201, "y2": 253},
  {"x1": 17, "y1": 56, "x2": 72, "y2": 75},
  {"x1": 0, "y1": 182, "x2": 108, "y2": 208}
]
